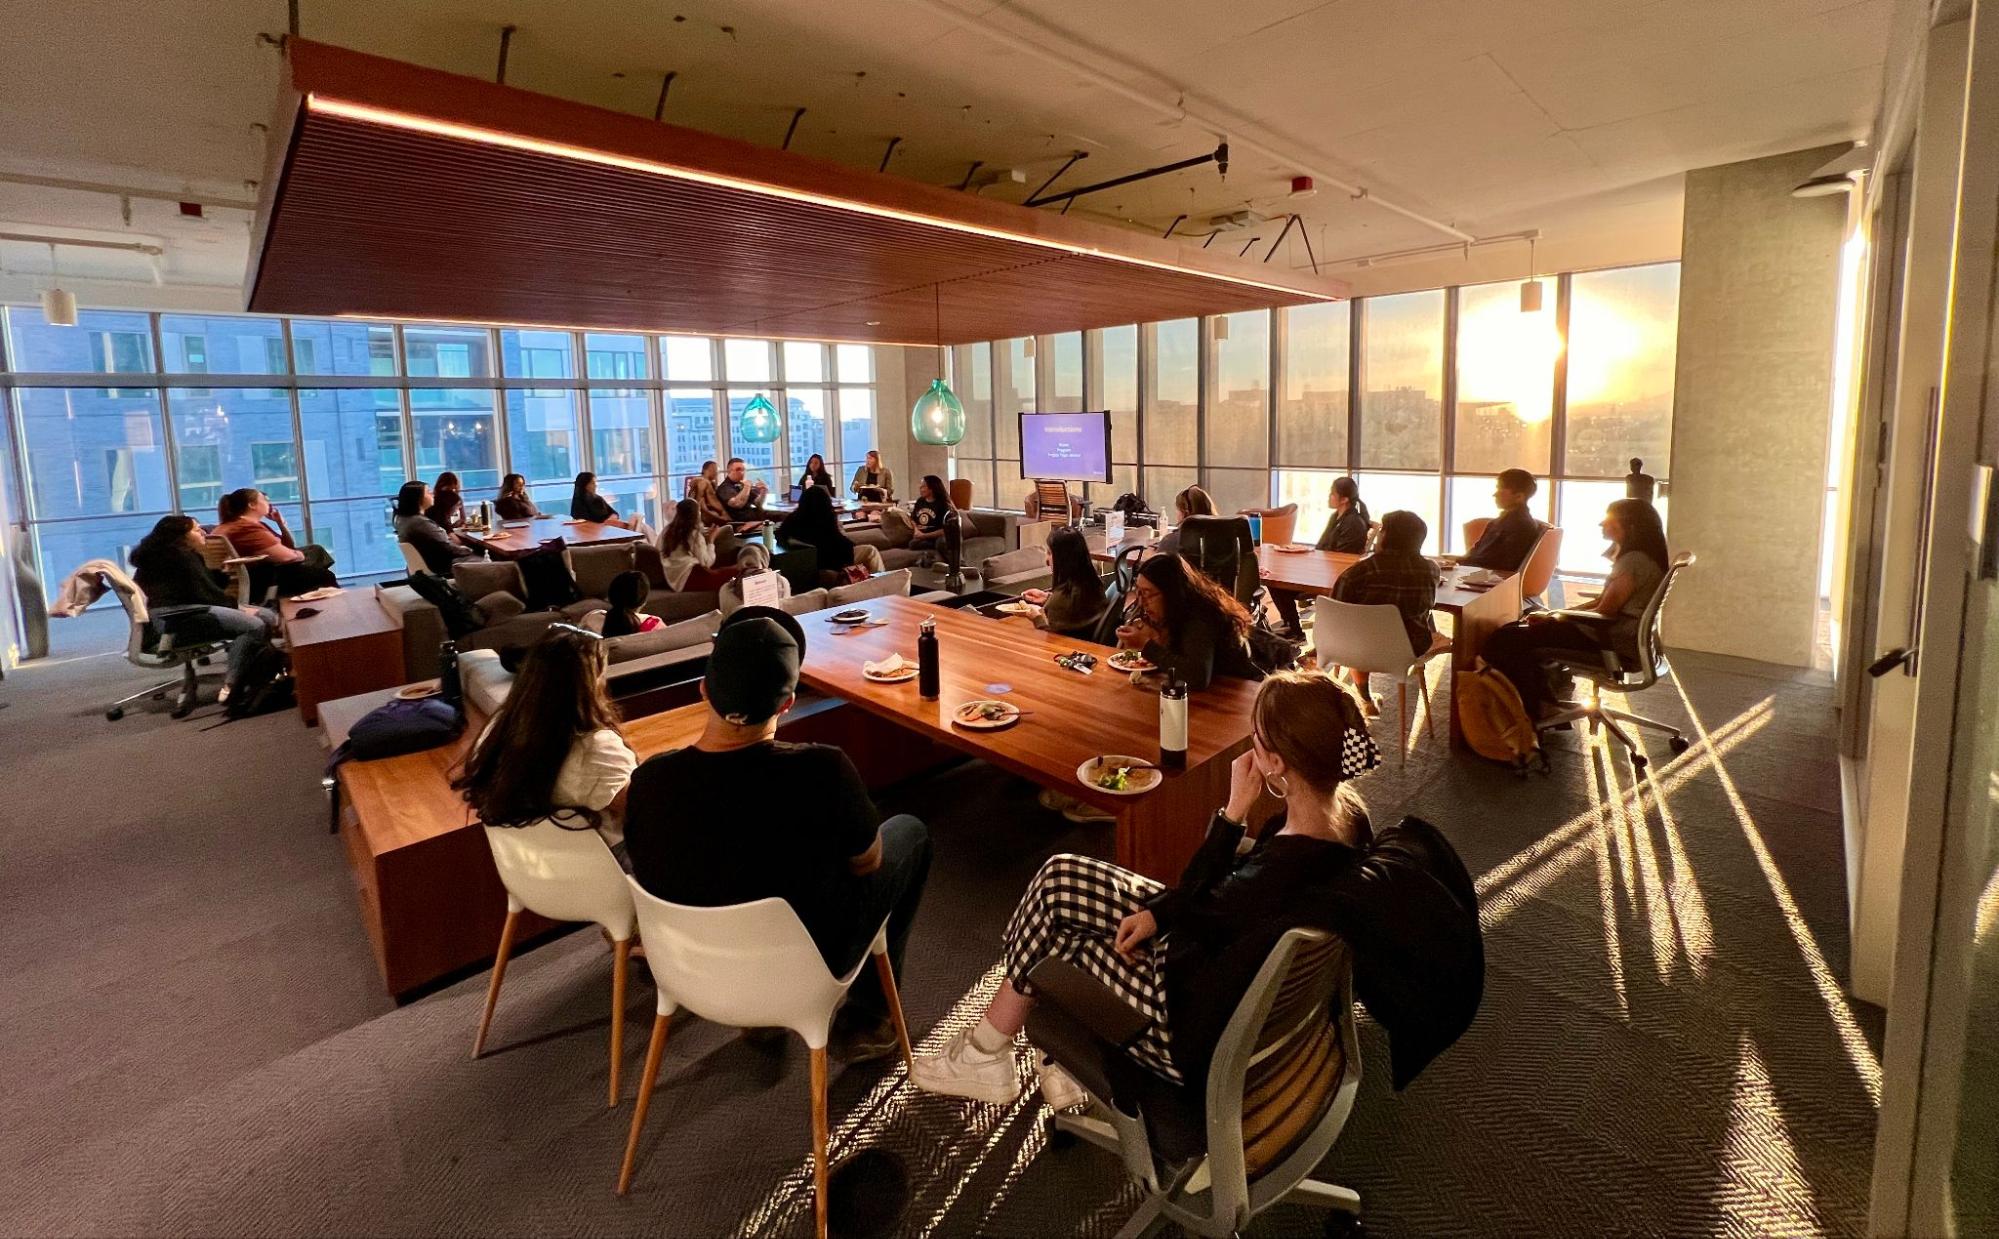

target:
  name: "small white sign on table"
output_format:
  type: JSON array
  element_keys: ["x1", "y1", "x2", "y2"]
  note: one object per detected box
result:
[
  {"x1": 1104, "y1": 510, "x2": 1126, "y2": 548},
  {"x1": 740, "y1": 571, "x2": 785, "y2": 609}
]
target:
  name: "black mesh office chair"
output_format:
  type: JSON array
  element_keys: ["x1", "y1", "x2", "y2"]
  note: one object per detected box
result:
[
  {"x1": 1175, "y1": 515, "x2": 1258, "y2": 607},
  {"x1": 1534, "y1": 552, "x2": 1696, "y2": 771}
]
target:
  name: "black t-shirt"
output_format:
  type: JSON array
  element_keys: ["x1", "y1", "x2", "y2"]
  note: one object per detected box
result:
[
  {"x1": 911, "y1": 496, "x2": 949, "y2": 533},
  {"x1": 624, "y1": 741, "x2": 881, "y2": 958}
]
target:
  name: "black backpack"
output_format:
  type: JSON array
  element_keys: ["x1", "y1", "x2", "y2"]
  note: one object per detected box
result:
[
  {"x1": 224, "y1": 642, "x2": 295, "y2": 718},
  {"x1": 404, "y1": 569, "x2": 486, "y2": 638}
]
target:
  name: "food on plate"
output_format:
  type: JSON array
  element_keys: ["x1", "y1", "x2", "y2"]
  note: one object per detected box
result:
[
  {"x1": 1107, "y1": 649, "x2": 1154, "y2": 671},
  {"x1": 1094, "y1": 761, "x2": 1136, "y2": 791},
  {"x1": 957, "y1": 699, "x2": 1017, "y2": 722}
]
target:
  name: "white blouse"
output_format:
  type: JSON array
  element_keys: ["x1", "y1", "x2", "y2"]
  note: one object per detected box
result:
[{"x1": 662, "y1": 531, "x2": 717, "y2": 591}]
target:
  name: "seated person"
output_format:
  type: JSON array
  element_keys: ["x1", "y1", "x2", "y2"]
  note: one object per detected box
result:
[
  {"x1": 850, "y1": 450, "x2": 894, "y2": 503},
  {"x1": 658, "y1": 498, "x2": 743, "y2": 592},
  {"x1": 797, "y1": 453, "x2": 835, "y2": 493},
  {"x1": 1154, "y1": 485, "x2": 1216, "y2": 557},
  {"x1": 213, "y1": 487, "x2": 338, "y2": 596},
  {"x1": 1461, "y1": 468, "x2": 1542, "y2": 571},
  {"x1": 427, "y1": 471, "x2": 466, "y2": 529},
  {"x1": 1272, "y1": 476, "x2": 1371, "y2": 633},
  {"x1": 570, "y1": 471, "x2": 629, "y2": 528},
  {"x1": 687, "y1": 471, "x2": 738, "y2": 528},
  {"x1": 1327, "y1": 510, "x2": 1443, "y2": 713},
  {"x1": 624, "y1": 607, "x2": 932, "y2": 1061},
  {"x1": 913, "y1": 671, "x2": 1476, "y2": 1105},
  {"x1": 394, "y1": 480, "x2": 476, "y2": 576},
  {"x1": 453, "y1": 624, "x2": 638, "y2": 849},
  {"x1": 907, "y1": 474, "x2": 952, "y2": 557},
  {"x1": 1481, "y1": 498, "x2": 1669, "y2": 720},
  {"x1": 1117, "y1": 553, "x2": 1261, "y2": 691},
  {"x1": 1023, "y1": 525, "x2": 1109, "y2": 640},
  {"x1": 601, "y1": 570, "x2": 664, "y2": 638},
  {"x1": 717, "y1": 458, "x2": 771, "y2": 521},
  {"x1": 777, "y1": 486, "x2": 885, "y2": 584},
  {"x1": 128, "y1": 514, "x2": 280, "y2": 703},
  {"x1": 494, "y1": 473, "x2": 543, "y2": 520}
]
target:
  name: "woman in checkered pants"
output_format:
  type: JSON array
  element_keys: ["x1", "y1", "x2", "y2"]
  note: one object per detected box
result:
[{"x1": 910, "y1": 671, "x2": 1382, "y2": 1108}]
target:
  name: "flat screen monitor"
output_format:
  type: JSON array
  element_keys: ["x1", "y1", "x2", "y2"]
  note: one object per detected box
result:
[{"x1": 1017, "y1": 410, "x2": 1112, "y2": 484}]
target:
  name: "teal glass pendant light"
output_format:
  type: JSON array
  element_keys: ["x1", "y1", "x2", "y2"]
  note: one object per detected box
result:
[
  {"x1": 910, "y1": 283, "x2": 967, "y2": 446},
  {"x1": 738, "y1": 392, "x2": 782, "y2": 444}
]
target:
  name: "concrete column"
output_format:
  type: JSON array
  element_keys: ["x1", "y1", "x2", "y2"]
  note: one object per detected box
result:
[{"x1": 1665, "y1": 145, "x2": 1848, "y2": 665}]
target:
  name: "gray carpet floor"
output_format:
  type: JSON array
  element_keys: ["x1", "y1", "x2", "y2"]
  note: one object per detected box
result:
[{"x1": 0, "y1": 619, "x2": 1883, "y2": 1238}]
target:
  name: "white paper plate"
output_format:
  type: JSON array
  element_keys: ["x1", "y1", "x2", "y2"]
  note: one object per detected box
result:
[
  {"x1": 1076, "y1": 755, "x2": 1163, "y2": 796},
  {"x1": 952, "y1": 699, "x2": 1021, "y2": 730},
  {"x1": 1106, "y1": 651, "x2": 1157, "y2": 674}
]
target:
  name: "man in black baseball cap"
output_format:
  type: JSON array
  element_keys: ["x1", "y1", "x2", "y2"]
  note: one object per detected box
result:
[{"x1": 622, "y1": 607, "x2": 932, "y2": 1062}]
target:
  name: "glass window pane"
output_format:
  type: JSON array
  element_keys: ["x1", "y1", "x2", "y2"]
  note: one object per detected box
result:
[
  {"x1": 1445, "y1": 474, "x2": 1554, "y2": 554},
  {"x1": 836, "y1": 343, "x2": 873, "y2": 383},
  {"x1": 726, "y1": 389, "x2": 778, "y2": 483},
  {"x1": 593, "y1": 477, "x2": 665, "y2": 530},
  {"x1": 995, "y1": 338, "x2": 1032, "y2": 457},
  {"x1": 16, "y1": 387, "x2": 170, "y2": 518},
  {"x1": 665, "y1": 389, "x2": 720, "y2": 483},
  {"x1": 1566, "y1": 263, "x2": 1680, "y2": 477},
  {"x1": 782, "y1": 342, "x2": 826, "y2": 382},
  {"x1": 1042, "y1": 332, "x2": 1083, "y2": 412},
  {"x1": 501, "y1": 328, "x2": 576, "y2": 380},
  {"x1": 291, "y1": 320, "x2": 396, "y2": 377},
  {"x1": 589, "y1": 388, "x2": 653, "y2": 478},
  {"x1": 996, "y1": 459, "x2": 1024, "y2": 508},
  {"x1": 1204, "y1": 467, "x2": 1269, "y2": 516},
  {"x1": 409, "y1": 389, "x2": 500, "y2": 489},
  {"x1": 1279, "y1": 301, "x2": 1349, "y2": 467},
  {"x1": 1556, "y1": 479, "x2": 1671, "y2": 575},
  {"x1": 661, "y1": 336, "x2": 713, "y2": 382},
  {"x1": 1454, "y1": 278, "x2": 1555, "y2": 474},
  {"x1": 1095, "y1": 326, "x2": 1138, "y2": 463},
  {"x1": 165, "y1": 388, "x2": 299, "y2": 512},
  {"x1": 1359, "y1": 291, "x2": 1443, "y2": 470},
  {"x1": 33, "y1": 513, "x2": 167, "y2": 581},
  {"x1": 584, "y1": 333, "x2": 650, "y2": 382},
  {"x1": 950, "y1": 344, "x2": 993, "y2": 458},
  {"x1": 839, "y1": 388, "x2": 875, "y2": 469},
  {"x1": 300, "y1": 387, "x2": 404, "y2": 499},
  {"x1": 950, "y1": 458, "x2": 995, "y2": 509},
  {"x1": 7, "y1": 306, "x2": 154, "y2": 373},
  {"x1": 404, "y1": 325, "x2": 493, "y2": 379},
  {"x1": 1145, "y1": 319, "x2": 1198, "y2": 467},
  {"x1": 1206, "y1": 312, "x2": 1270, "y2": 468},
  {"x1": 723, "y1": 338, "x2": 771, "y2": 383},
  {"x1": 1353, "y1": 471, "x2": 1442, "y2": 553},
  {"x1": 504, "y1": 389, "x2": 579, "y2": 483},
  {"x1": 159, "y1": 314, "x2": 287, "y2": 375},
  {"x1": 1275, "y1": 468, "x2": 1344, "y2": 546},
  {"x1": 1146, "y1": 465, "x2": 1199, "y2": 516},
  {"x1": 787, "y1": 388, "x2": 831, "y2": 472},
  {"x1": 303, "y1": 496, "x2": 405, "y2": 580},
  {"x1": 1087, "y1": 462, "x2": 1139, "y2": 509}
]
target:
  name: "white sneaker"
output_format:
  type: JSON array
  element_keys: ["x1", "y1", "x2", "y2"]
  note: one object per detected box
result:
[
  {"x1": 908, "y1": 1027, "x2": 1022, "y2": 1105},
  {"x1": 1062, "y1": 801, "x2": 1115, "y2": 824},
  {"x1": 1037, "y1": 788, "x2": 1069, "y2": 813},
  {"x1": 1037, "y1": 1054, "x2": 1088, "y2": 1111}
]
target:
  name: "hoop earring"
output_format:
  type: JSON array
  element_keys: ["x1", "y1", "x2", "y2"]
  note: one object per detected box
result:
[{"x1": 1263, "y1": 772, "x2": 1289, "y2": 800}]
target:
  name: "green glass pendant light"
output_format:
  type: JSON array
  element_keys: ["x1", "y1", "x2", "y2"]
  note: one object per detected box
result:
[
  {"x1": 737, "y1": 392, "x2": 782, "y2": 444},
  {"x1": 910, "y1": 284, "x2": 967, "y2": 446}
]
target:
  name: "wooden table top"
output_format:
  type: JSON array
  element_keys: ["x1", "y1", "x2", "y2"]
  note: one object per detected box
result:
[
  {"x1": 794, "y1": 593, "x2": 1257, "y2": 809},
  {"x1": 282, "y1": 585, "x2": 401, "y2": 648},
  {"x1": 458, "y1": 518, "x2": 643, "y2": 557}
]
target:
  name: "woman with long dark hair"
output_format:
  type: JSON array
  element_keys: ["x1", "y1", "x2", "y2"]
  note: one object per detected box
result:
[
  {"x1": 907, "y1": 474, "x2": 952, "y2": 556},
  {"x1": 427, "y1": 471, "x2": 465, "y2": 529},
  {"x1": 395, "y1": 480, "x2": 474, "y2": 576},
  {"x1": 1119, "y1": 553, "x2": 1260, "y2": 690},
  {"x1": 777, "y1": 485, "x2": 884, "y2": 583},
  {"x1": 1024, "y1": 525, "x2": 1109, "y2": 639},
  {"x1": 129, "y1": 514, "x2": 280, "y2": 701},
  {"x1": 212, "y1": 487, "x2": 337, "y2": 595},
  {"x1": 495, "y1": 473, "x2": 542, "y2": 520},
  {"x1": 1317, "y1": 476, "x2": 1370, "y2": 552},
  {"x1": 1481, "y1": 498, "x2": 1673, "y2": 719},
  {"x1": 570, "y1": 472, "x2": 627, "y2": 527},
  {"x1": 797, "y1": 453, "x2": 835, "y2": 492},
  {"x1": 600, "y1": 570, "x2": 662, "y2": 638},
  {"x1": 454, "y1": 625, "x2": 636, "y2": 844},
  {"x1": 658, "y1": 498, "x2": 741, "y2": 592}
]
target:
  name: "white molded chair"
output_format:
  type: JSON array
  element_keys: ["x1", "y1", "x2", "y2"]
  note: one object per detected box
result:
[
  {"x1": 616, "y1": 887, "x2": 914, "y2": 1239},
  {"x1": 398, "y1": 541, "x2": 430, "y2": 577},
  {"x1": 1311, "y1": 597, "x2": 1449, "y2": 767},
  {"x1": 476, "y1": 821, "x2": 638, "y2": 1107}
]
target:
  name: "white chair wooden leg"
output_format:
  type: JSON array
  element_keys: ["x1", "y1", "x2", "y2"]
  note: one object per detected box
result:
[
  {"x1": 472, "y1": 909, "x2": 521, "y2": 1059},
  {"x1": 811, "y1": 1047, "x2": 830, "y2": 1239},
  {"x1": 617, "y1": 1013, "x2": 671, "y2": 1195},
  {"x1": 609, "y1": 937, "x2": 630, "y2": 1106},
  {"x1": 1396, "y1": 680, "x2": 1408, "y2": 769},
  {"x1": 1419, "y1": 666, "x2": 1436, "y2": 739}
]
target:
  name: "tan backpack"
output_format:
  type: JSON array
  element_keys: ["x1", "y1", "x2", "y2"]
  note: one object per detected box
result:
[{"x1": 1457, "y1": 663, "x2": 1542, "y2": 770}]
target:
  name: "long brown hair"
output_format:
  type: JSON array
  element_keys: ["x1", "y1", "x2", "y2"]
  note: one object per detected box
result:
[
  {"x1": 1251, "y1": 671, "x2": 1372, "y2": 831},
  {"x1": 1139, "y1": 552, "x2": 1251, "y2": 641},
  {"x1": 661, "y1": 497, "x2": 703, "y2": 554},
  {"x1": 453, "y1": 627, "x2": 622, "y2": 830}
]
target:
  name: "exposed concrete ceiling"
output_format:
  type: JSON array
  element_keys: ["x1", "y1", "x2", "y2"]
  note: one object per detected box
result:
[{"x1": 0, "y1": 0, "x2": 1894, "y2": 310}]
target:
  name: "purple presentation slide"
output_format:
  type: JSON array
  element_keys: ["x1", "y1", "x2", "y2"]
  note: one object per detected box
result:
[{"x1": 1018, "y1": 411, "x2": 1111, "y2": 482}]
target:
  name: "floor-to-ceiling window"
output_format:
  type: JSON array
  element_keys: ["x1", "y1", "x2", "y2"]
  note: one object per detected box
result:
[{"x1": 0, "y1": 306, "x2": 881, "y2": 593}]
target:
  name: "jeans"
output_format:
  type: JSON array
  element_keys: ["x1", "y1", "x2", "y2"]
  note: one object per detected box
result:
[
  {"x1": 160, "y1": 605, "x2": 278, "y2": 688},
  {"x1": 1480, "y1": 617, "x2": 1614, "y2": 716},
  {"x1": 812, "y1": 814, "x2": 932, "y2": 1024}
]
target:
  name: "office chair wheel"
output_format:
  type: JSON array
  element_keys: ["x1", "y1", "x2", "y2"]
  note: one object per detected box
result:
[
  {"x1": 1322, "y1": 1210, "x2": 1366, "y2": 1238},
  {"x1": 1668, "y1": 735, "x2": 1691, "y2": 756},
  {"x1": 1630, "y1": 752, "x2": 1648, "y2": 772},
  {"x1": 105, "y1": 707, "x2": 124, "y2": 721}
]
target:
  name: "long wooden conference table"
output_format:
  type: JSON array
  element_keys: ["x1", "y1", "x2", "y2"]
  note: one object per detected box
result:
[
  {"x1": 457, "y1": 516, "x2": 644, "y2": 558},
  {"x1": 1088, "y1": 532, "x2": 1522, "y2": 749}
]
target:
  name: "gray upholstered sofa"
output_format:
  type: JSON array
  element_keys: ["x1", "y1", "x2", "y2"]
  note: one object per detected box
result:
[
  {"x1": 850, "y1": 507, "x2": 1012, "y2": 572},
  {"x1": 457, "y1": 608, "x2": 725, "y2": 716}
]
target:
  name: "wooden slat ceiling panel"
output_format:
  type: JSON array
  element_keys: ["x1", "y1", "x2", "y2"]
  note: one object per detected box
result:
[{"x1": 248, "y1": 41, "x2": 1347, "y2": 345}]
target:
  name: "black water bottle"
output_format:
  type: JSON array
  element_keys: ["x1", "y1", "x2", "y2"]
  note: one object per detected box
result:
[
  {"x1": 917, "y1": 616, "x2": 940, "y2": 701},
  {"x1": 438, "y1": 640, "x2": 462, "y2": 711},
  {"x1": 1159, "y1": 676, "x2": 1188, "y2": 770}
]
